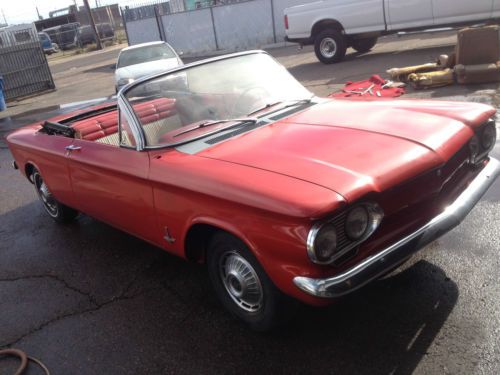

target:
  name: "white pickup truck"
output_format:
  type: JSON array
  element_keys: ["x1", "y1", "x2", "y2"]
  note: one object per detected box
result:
[{"x1": 284, "y1": 0, "x2": 500, "y2": 63}]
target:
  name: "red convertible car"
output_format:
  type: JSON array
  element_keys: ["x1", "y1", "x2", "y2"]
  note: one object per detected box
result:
[{"x1": 7, "y1": 51, "x2": 499, "y2": 330}]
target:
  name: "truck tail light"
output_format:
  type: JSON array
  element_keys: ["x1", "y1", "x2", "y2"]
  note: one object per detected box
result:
[{"x1": 284, "y1": 15, "x2": 289, "y2": 30}]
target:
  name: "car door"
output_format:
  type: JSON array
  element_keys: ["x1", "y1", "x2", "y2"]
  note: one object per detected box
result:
[
  {"x1": 432, "y1": 0, "x2": 493, "y2": 24},
  {"x1": 385, "y1": 0, "x2": 434, "y2": 30},
  {"x1": 66, "y1": 109, "x2": 160, "y2": 245},
  {"x1": 30, "y1": 132, "x2": 76, "y2": 207}
]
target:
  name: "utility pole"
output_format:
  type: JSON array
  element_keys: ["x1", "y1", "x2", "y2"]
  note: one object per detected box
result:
[{"x1": 83, "y1": 0, "x2": 102, "y2": 50}]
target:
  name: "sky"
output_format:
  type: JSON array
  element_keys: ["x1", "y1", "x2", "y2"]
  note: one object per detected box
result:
[{"x1": 0, "y1": 0, "x2": 148, "y2": 25}]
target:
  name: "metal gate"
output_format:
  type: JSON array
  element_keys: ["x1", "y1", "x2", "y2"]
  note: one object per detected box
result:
[{"x1": 0, "y1": 32, "x2": 55, "y2": 101}]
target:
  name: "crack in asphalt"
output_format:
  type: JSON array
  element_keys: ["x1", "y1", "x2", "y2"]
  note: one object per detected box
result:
[
  {"x1": 0, "y1": 274, "x2": 98, "y2": 305},
  {"x1": 0, "y1": 266, "x2": 153, "y2": 348}
]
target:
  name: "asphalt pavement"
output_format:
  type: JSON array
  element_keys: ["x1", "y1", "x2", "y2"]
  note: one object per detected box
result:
[{"x1": 0, "y1": 33, "x2": 499, "y2": 374}]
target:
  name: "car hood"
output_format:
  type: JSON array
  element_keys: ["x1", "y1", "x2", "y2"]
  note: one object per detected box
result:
[
  {"x1": 115, "y1": 58, "x2": 180, "y2": 81},
  {"x1": 196, "y1": 99, "x2": 495, "y2": 202}
]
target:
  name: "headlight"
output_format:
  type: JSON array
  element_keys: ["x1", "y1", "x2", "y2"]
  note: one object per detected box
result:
[
  {"x1": 311, "y1": 224, "x2": 337, "y2": 263},
  {"x1": 307, "y1": 202, "x2": 384, "y2": 265},
  {"x1": 345, "y1": 206, "x2": 369, "y2": 240},
  {"x1": 481, "y1": 122, "x2": 496, "y2": 150},
  {"x1": 469, "y1": 135, "x2": 480, "y2": 163}
]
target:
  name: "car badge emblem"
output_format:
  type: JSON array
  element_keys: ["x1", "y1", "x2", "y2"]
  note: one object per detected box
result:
[{"x1": 163, "y1": 227, "x2": 176, "y2": 244}]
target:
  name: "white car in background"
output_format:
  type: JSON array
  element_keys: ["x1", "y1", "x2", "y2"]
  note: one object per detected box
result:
[{"x1": 114, "y1": 41, "x2": 183, "y2": 92}]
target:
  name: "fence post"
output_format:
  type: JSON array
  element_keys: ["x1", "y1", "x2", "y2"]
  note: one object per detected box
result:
[
  {"x1": 210, "y1": 6, "x2": 219, "y2": 50},
  {"x1": 121, "y1": 7, "x2": 131, "y2": 46},
  {"x1": 270, "y1": 0, "x2": 277, "y2": 43},
  {"x1": 154, "y1": 5, "x2": 166, "y2": 42}
]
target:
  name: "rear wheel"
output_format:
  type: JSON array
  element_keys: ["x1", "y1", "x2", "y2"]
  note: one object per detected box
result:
[
  {"x1": 351, "y1": 37, "x2": 378, "y2": 53},
  {"x1": 32, "y1": 168, "x2": 78, "y2": 223},
  {"x1": 207, "y1": 232, "x2": 297, "y2": 331},
  {"x1": 314, "y1": 29, "x2": 347, "y2": 64}
]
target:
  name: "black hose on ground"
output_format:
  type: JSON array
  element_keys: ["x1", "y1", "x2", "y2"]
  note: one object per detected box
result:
[{"x1": 0, "y1": 348, "x2": 50, "y2": 375}]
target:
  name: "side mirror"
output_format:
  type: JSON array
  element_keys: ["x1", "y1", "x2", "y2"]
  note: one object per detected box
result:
[
  {"x1": 110, "y1": 63, "x2": 116, "y2": 70},
  {"x1": 178, "y1": 51, "x2": 184, "y2": 56}
]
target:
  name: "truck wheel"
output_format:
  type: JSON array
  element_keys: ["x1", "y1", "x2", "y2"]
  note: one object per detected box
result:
[
  {"x1": 207, "y1": 232, "x2": 298, "y2": 331},
  {"x1": 351, "y1": 37, "x2": 378, "y2": 53},
  {"x1": 314, "y1": 29, "x2": 347, "y2": 64},
  {"x1": 32, "y1": 168, "x2": 79, "y2": 223}
]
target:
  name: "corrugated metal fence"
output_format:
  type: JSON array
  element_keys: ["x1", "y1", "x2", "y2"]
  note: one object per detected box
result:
[
  {"x1": 121, "y1": 0, "x2": 307, "y2": 56},
  {"x1": 0, "y1": 28, "x2": 55, "y2": 101}
]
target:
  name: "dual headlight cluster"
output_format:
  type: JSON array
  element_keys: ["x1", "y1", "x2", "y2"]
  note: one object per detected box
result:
[
  {"x1": 469, "y1": 120, "x2": 497, "y2": 165},
  {"x1": 307, "y1": 202, "x2": 384, "y2": 265}
]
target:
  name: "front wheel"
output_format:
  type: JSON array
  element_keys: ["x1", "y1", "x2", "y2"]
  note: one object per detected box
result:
[
  {"x1": 314, "y1": 29, "x2": 347, "y2": 64},
  {"x1": 207, "y1": 232, "x2": 297, "y2": 331},
  {"x1": 351, "y1": 37, "x2": 378, "y2": 53},
  {"x1": 32, "y1": 168, "x2": 79, "y2": 223}
]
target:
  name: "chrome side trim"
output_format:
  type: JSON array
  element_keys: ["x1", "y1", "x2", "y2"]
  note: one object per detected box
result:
[{"x1": 294, "y1": 158, "x2": 500, "y2": 298}]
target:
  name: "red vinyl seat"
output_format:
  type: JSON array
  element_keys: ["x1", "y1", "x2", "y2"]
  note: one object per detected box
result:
[{"x1": 72, "y1": 98, "x2": 177, "y2": 142}]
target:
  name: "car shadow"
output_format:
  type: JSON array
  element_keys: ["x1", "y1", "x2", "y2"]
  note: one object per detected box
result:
[{"x1": 0, "y1": 197, "x2": 461, "y2": 374}]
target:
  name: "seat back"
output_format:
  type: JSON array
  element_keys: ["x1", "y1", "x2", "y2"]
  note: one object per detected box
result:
[
  {"x1": 456, "y1": 26, "x2": 500, "y2": 65},
  {"x1": 71, "y1": 98, "x2": 177, "y2": 145}
]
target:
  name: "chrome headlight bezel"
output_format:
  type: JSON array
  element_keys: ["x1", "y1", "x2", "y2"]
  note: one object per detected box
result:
[{"x1": 307, "y1": 202, "x2": 384, "y2": 265}]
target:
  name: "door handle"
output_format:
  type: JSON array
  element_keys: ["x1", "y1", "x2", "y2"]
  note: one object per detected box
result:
[{"x1": 65, "y1": 145, "x2": 82, "y2": 151}]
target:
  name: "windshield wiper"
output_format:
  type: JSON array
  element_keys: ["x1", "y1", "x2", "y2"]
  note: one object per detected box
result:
[
  {"x1": 246, "y1": 95, "x2": 315, "y2": 116},
  {"x1": 173, "y1": 117, "x2": 258, "y2": 138}
]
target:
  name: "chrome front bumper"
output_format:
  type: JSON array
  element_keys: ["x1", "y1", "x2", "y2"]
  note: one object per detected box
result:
[{"x1": 294, "y1": 157, "x2": 500, "y2": 298}]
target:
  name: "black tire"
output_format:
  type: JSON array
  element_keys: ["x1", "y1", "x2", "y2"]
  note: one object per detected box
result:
[
  {"x1": 32, "y1": 168, "x2": 79, "y2": 223},
  {"x1": 351, "y1": 37, "x2": 378, "y2": 53},
  {"x1": 314, "y1": 29, "x2": 347, "y2": 64},
  {"x1": 207, "y1": 232, "x2": 298, "y2": 331}
]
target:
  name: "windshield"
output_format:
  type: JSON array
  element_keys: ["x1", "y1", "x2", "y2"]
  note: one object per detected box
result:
[
  {"x1": 123, "y1": 53, "x2": 312, "y2": 147},
  {"x1": 118, "y1": 44, "x2": 177, "y2": 68}
]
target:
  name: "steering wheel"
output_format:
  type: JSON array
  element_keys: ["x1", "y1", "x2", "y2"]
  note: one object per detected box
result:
[{"x1": 232, "y1": 86, "x2": 271, "y2": 116}]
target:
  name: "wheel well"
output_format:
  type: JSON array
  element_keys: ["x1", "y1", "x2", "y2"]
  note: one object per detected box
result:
[
  {"x1": 184, "y1": 223, "x2": 222, "y2": 263},
  {"x1": 25, "y1": 163, "x2": 35, "y2": 183},
  {"x1": 311, "y1": 19, "x2": 344, "y2": 38}
]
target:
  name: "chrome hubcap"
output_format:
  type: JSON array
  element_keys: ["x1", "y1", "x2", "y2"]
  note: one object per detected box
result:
[
  {"x1": 34, "y1": 172, "x2": 58, "y2": 217},
  {"x1": 219, "y1": 251, "x2": 263, "y2": 312},
  {"x1": 320, "y1": 37, "x2": 337, "y2": 58}
]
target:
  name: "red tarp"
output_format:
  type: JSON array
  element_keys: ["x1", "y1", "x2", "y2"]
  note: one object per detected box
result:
[{"x1": 329, "y1": 75, "x2": 405, "y2": 98}]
